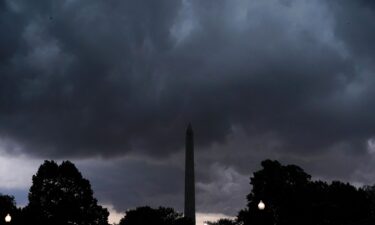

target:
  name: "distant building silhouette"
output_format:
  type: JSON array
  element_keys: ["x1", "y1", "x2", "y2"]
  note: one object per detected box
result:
[{"x1": 184, "y1": 124, "x2": 196, "y2": 225}]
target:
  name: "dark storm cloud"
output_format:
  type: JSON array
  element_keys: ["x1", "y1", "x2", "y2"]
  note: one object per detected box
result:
[
  {"x1": 0, "y1": 0, "x2": 184, "y2": 157},
  {"x1": 0, "y1": 0, "x2": 365, "y2": 158},
  {"x1": 328, "y1": 0, "x2": 375, "y2": 58}
]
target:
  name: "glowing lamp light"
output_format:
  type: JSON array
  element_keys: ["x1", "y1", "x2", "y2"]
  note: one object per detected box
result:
[
  {"x1": 5, "y1": 214, "x2": 11, "y2": 223},
  {"x1": 258, "y1": 200, "x2": 265, "y2": 210}
]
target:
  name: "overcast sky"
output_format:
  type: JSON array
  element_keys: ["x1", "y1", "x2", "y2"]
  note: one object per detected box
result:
[{"x1": 2, "y1": 0, "x2": 375, "y2": 224}]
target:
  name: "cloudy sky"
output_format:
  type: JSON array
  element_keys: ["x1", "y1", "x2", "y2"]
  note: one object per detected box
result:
[{"x1": 1, "y1": 0, "x2": 375, "y2": 224}]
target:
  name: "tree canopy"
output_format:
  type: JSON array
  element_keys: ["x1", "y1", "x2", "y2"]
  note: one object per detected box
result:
[
  {"x1": 0, "y1": 194, "x2": 20, "y2": 225},
  {"x1": 23, "y1": 160, "x2": 109, "y2": 225},
  {"x1": 206, "y1": 218, "x2": 237, "y2": 225},
  {"x1": 119, "y1": 206, "x2": 192, "y2": 225},
  {"x1": 237, "y1": 159, "x2": 374, "y2": 225},
  {"x1": 3, "y1": 158, "x2": 375, "y2": 225}
]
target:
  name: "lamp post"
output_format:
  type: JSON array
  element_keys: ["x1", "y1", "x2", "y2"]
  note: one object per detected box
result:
[
  {"x1": 258, "y1": 200, "x2": 265, "y2": 210},
  {"x1": 5, "y1": 213, "x2": 11, "y2": 223},
  {"x1": 258, "y1": 200, "x2": 277, "y2": 225}
]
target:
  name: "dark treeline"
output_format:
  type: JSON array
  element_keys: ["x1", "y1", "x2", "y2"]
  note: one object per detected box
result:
[
  {"x1": 2, "y1": 160, "x2": 375, "y2": 225},
  {"x1": 0, "y1": 160, "x2": 193, "y2": 225},
  {"x1": 210, "y1": 160, "x2": 375, "y2": 225},
  {"x1": 1, "y1": 160, "x2": 109, "y2": 225}
]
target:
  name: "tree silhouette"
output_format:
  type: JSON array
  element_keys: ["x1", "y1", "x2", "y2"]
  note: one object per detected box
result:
[
  {"x1": 206, "y1": 218, "x2": 238, "y2": 225},
  {"x1": 241, "y1": 160, "x2": 311, "y2": 225},
  {"x1": 119, "y1": 206, "x2": 192, "y2": 225},
  {"x1": 0, "y1": 194, "x2": 21, "y2": 225},
  {"x1": 324, "y1": 181, "x2": 370, "y2": 224},
  {"x1": 363, "y1": 185, "x2": 375, "y2": 218},
  {"x1": 238, "y1": 159, "x2": 372, "y2": 225},
  {"x1": 23, "y1": 160, "x2": 109, "y2": 225}
]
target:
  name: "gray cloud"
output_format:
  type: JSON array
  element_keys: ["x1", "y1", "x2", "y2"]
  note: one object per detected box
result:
[{"x1": 76, "y1": 157, "x2": 185, "y2": 212}]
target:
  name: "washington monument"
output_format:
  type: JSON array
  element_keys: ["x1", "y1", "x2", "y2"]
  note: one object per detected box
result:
[{"x1": 185, "y1": 124, "x2": 196, "y2": 225}]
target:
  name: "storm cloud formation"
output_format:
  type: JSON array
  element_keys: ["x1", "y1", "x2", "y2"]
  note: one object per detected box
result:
[{"x1": 2, "y1": 0, "x2": 375, "y2": 219}]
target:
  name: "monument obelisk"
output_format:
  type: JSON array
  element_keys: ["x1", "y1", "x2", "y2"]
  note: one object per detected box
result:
[{"x1": 185, "y1": 123, "x2": 196, "y2": 225}]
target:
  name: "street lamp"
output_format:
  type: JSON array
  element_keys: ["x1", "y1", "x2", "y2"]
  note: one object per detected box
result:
[
  {"x1": 5, "y1": 213, "x2": 11, "y2": 223},
  {"x1": 258, "y1": 200, "x2": 265, "y2": 210},
  {"x1": 258, "y1": 200, "x2": 278, "y2": 225}
]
